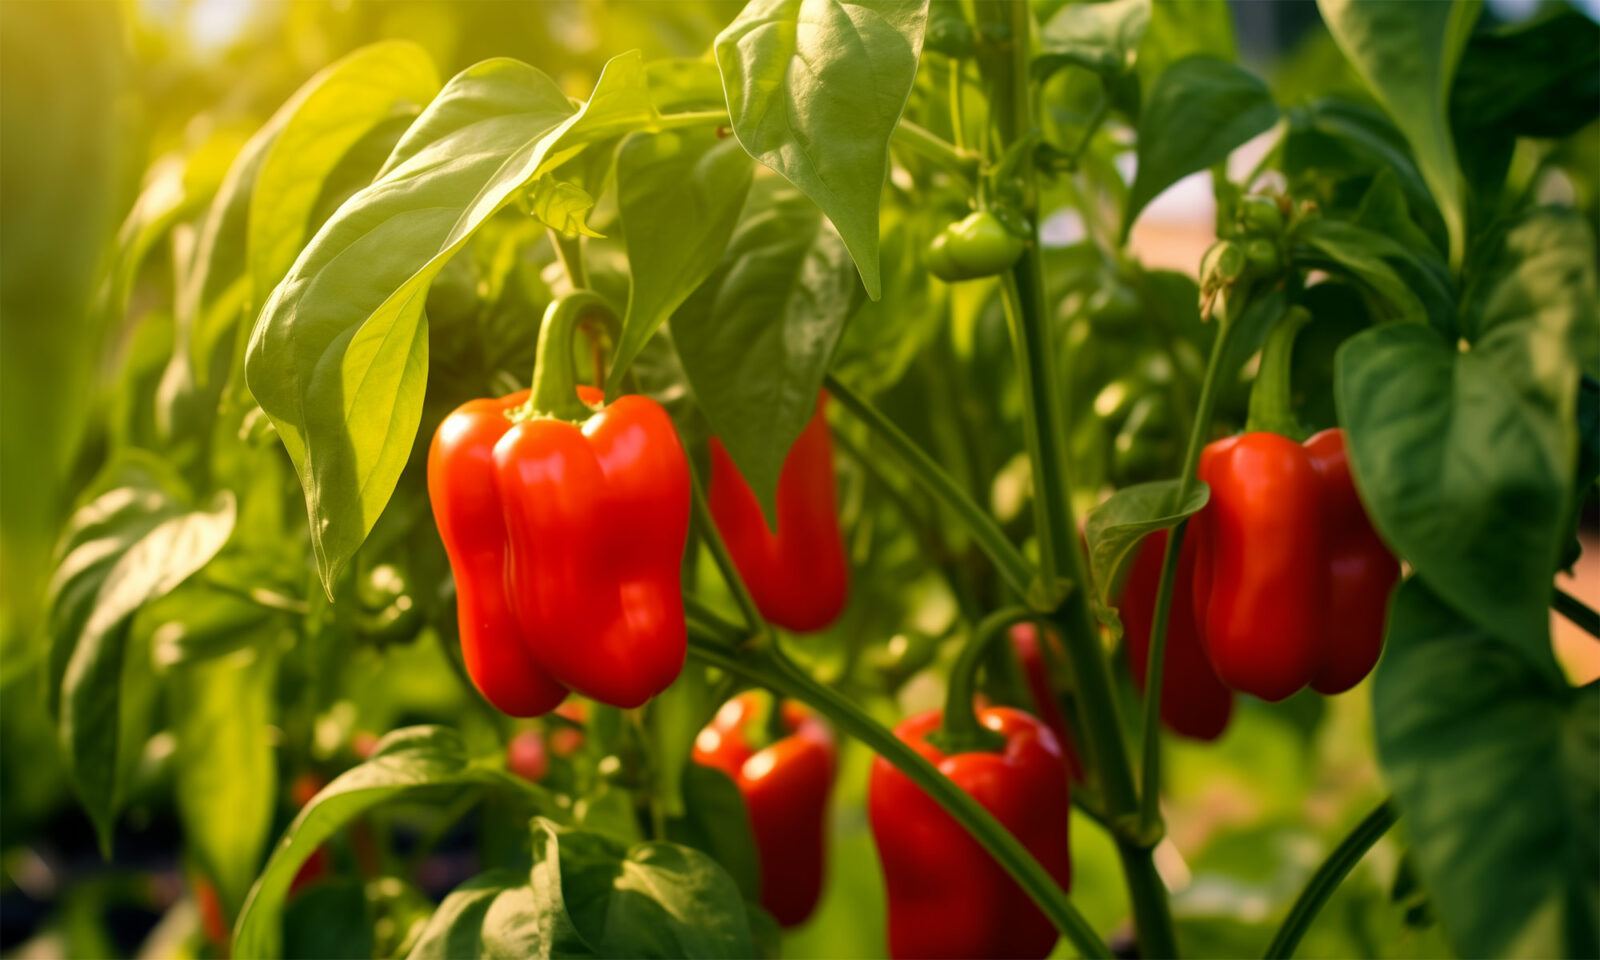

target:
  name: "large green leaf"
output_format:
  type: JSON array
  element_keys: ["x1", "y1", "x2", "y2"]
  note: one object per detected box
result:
[
  {"x1": 407, "y1": 871, "x2": 552, "y2": 960},
  {"x1": 1375, "y1": 578, "x2": 1598, "y2": 958},
  {"x1": 608, "y1": 127, "x2": 754, "y2": 397},
  {"x1": 1134, "y1": 0, "x2": 1236, "y2": 109},
  {"x1": 1335, "y1": 249, "x2": 1581, "y2": 658},
  {"x1": 170, "y1": 645, "x2": 278, "y2": 916},
  {"x1": 532, "y1": 819, "x2": 758, "y2": 958},
  {"x1": 45, "y1": 453, "x2": 236, "y2": 851},
  {"x1": 666, "y1": 765, "x2": 762, "y2": 904},
  {"x1": 714, "y1": 0, "x2": 929, "y2": 300},
  {"x1": 244, "y1": 52, "x2": 660, "y2": 593},
  {"x1": 1291, "y1": 219, "x2": 1428, "y2": 325},
  {"x1": 1124, "y1": 57, "x2": 1276, "y2": 239},
  {"x1": 233, "y1": 726, "x2": 559, "y2": 959},
  {"x1": 673, "y1": 178, "x2": 862, "y2": 523},
  {"x1": 1318, "y1": 0, "x2": 1481, "y2": 270}
]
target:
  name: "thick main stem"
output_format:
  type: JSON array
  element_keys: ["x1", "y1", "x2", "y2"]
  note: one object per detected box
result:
[
  {"x1": 979, "y1": 1, "x2": 1177, "y2": 955},
  {"x1": 686, "y1": 632, "x2": 1111, "y2": 959}
]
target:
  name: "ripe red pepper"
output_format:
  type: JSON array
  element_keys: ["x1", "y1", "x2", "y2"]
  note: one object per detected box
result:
[
  {"x1": 430, "y1": 381, "x2": 691, "y2": 711},
  {"x1": 1120, "y1": 529, "x2": 1233, "y2": 740},
  {"x1": 1008, "y1": 624, "x2": 1085, "y2": 781},
  {"x1": 1190, "y1": 428, "x2": 1398, "y2": 701},
  {"x1": 868, "y1": 707, "x2": 1072, "y2": 959},
  {"x1": 693, "y1": 693, "x2": 836, "y2": 927},
  {"x1": 708, "y1": 393, "x2": 849, "y2": 633}
]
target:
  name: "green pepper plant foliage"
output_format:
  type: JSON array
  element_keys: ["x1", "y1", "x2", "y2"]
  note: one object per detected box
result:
[{"x1": 4, "y1": 0, "x2": 1598, "y2": 957}]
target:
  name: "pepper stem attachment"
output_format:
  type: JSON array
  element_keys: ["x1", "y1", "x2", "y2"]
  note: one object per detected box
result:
[
  {"x1": 929, "y1": 606, "x2": 1033, "y2": 755},
  {"x1": 528, "y1": 291, "x2": 620, "y2": 421},
  {"x1": 1245, "y1": 305, "x2": 1311, "y2": 440}
]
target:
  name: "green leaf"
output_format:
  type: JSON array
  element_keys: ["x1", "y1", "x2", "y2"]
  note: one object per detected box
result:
[
  {"x1": 1335, "y1": 323, "x2": 1569, "y2": 658},
  {"x1": 407, "y1": 871, "x2": 553, "y2": 960},
  {"x1": 667, "y1": 765, "x2": 762, "y2": 904},
  {"x1": 1282, "y1": 98, "x2": 1440, "y2": 242},
  {"x1": 246, "y1": 41, "x2": 440, "y2": 321},
  {"x1": 1124, "y1": 57, "x2": 1277, "y2": 239},
  {"x1": 1084, "y1": 479, "x2": 1209, "y2": 605},
  {"x1": 1036, "y1": 0, "x2": 1151, "y2": 79},
  {"x1": 283, "y1": 879, "x2": 375, "y2": 960},
  {"x1": 171, "y1": 645, "x2": 278, "y2": 917},
  {"x1": 532, "y1": 819, "x2": 757, "y2": 958},
  {"x1": 1375, "y1": 578, "x2": 1598, "y2": 958},
  {"x1": 1291, "y1": 219, "x2": 1428, "y2": 325},
  {"x1": 673, "y1": 178, "x2": 862, "y2": 523},
  {"x1": 608, "y1": 127, "x2": 754, "y2": 397},
  {"x1": 714, "y1": 0, "x2": 930, "y2": 300},
  {"x1": 45, "y1": 453, "x2": 236, "y2": 852},
  {"x1": 245, "y1": 52, "x2": 657, "y2": 594},
  {"x1": 1134, "y1": 0, "x2": 1237, "y2": 111},
  {"x1": 233, "y1": 726, "x2": 556, "y2": 959},
  {"x1": 830, "y1": 207, "x2": 944, "y2": 394},
  {"x1": 522, "y1": 176, "x2": 605, "y2": 238},
  {"x1": 1318, "y1": 0, "x2": 1482, "y2": 270}
]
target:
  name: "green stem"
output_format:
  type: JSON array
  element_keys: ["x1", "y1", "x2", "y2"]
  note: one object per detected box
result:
[
  {"x1": 933, "y1": 606, "x2": 1032, "y2": 754},
  {"x1": 1136, "y1": 304, "x2": 1232, "y2": 836},
  {"x1": 893, "y1": 118, "x2": 982, "y2": 183},
  {"x1": 528, "y1": 292, "x2": 617, "y2": 420},
  {"x1": 1553, "y1": 587, "x2": 1600, "y2": 639},
  {"x1": 682, "y1": 594, "x2": 746, "y2": 644},
  {"x1": 1245, "y1": 306, "x2": 1310, "y2": 439},
  {"x1": 686, "y1": 630, "x2": 1111, "y2": 960},
  {"x1": 824, "y1": 372, "x2": 1035, "y2": 600},
  {"x1": 980, "y1": 1, "x2": 1177, "y2": 954},
  {"x1": 1262, "y1": 800, "x2": 1399, "y2": 959},
  {"x1": 550, "y1": 230, "x2": 588, "y2": 291},
  {"x1": 689, "y1": 466, "x2": 766, "y2": 635}
]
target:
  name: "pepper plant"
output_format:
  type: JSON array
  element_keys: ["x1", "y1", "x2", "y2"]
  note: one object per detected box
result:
[{"x1": 5, "y1": 0, "x2": 1598, "y2": 957}]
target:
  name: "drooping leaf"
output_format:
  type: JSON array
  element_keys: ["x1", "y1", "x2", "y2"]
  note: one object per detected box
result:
[
  {"x1": 715, "y1": 0, "x2": 930, "y2": 300},
  {"x1": 1318, "y1": 0, "x2": 1482, "y2": 270},
  {"x1": 609, "y1": 127, "x2": 754, "y2": 397},
  {"x1": 1124, "y1": 57, "x2": 1277, "y2": 239},
  {"x1": 233, "y1": 726, "x2": 560, "y2": 959},
  {"x1": 244, "y1": 52, "x2": 661, "y2": 593},
  {"x1": 1375, "y1": 578, "x2": 1598, "y2": 958},
  {"x1": 46, "y1": 453, "x2": 236, "y2": 851},
  {"x1": 673, "y1": 178, "x2": 863, "y2": 524},
  {"x1": 1084, "y1": 479, "x2": 1209, "y2": 605},
  {"x1": 531, "y1": 818, "x2": 757, "y2": 958},
  {"x1": 407, "y1": 871, "x2": 552, "y2": 960},
  {"x1": 171, "y1": 646, "x2": 278, "y2": 916}
]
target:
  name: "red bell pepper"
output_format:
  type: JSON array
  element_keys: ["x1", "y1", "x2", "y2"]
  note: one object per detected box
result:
[
  {"x1": 493, "y1": 387, "x2": 690, "y2": 708},
  {"x1": 709, "y1": 393, "x2": 849, "y2": 633},
  {"x1": 868, "y1": 707, "x2": 1072, "y2": 959},
  {"x1": 1121, "y1": 529, "x2": 1233, "y2": 740},
  {"x1": 693, "y1": 693, "x2": 836, "y2": 927},
  {"x1": 429, "y1": 389, "x2": 569, "y2": 717},
  {"x1": 1008, "y1": 623, "x2": 1086, "y2": 781},
  {"x1": 1190, "y1": 428, "x2": 1398, "y2": 701},
  {"x1": 431, "y1": 353, "x2": 691, "y2": 710}
]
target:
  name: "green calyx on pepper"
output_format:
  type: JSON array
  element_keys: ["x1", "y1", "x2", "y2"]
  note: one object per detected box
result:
[
  {"x1": 927, "y1": 210, "x2": 1027, "y2": 282},
  {"x1": 427, "y1": 293, "x2": 691, "y2": 714}
]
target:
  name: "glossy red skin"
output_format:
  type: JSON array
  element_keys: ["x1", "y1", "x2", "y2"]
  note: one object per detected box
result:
[
  {"x1": 1008, "y1": 624, "x2": 1086, "y2": 782},
  {"x1": 494, "y1": 391, "x2": 690, "y2": 708},
  {"x1": 429, "y1": 389, "x2": 568, "y2": 717},
  {"x1": 869, "y1": 707, "x2": 1072, "y2": 960},
  {"x1": 1303, "y1": 429, "x2": 1400, "y2": 694},
  {"x1": 1121, "y1": 530, "x2": 1234, "y2": 740},
  {"x1": 709, "y1": 394, "x2": 849, "y2": 633},
  {"x1": 1191, "y1": 429, "x2": 1397, "y2": 701},
  {"x1": 693, "y1": 694, "x2": 836, "y2": 927},
  {"x1": 1191, "y1": 432, "x2": 1325, "y2": 701}
]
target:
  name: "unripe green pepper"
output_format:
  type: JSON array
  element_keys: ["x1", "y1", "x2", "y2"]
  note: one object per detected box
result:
[
  {"x1": 927, "y1": 211, "x2": 1026, "y2": 282},
  {"x1": 1243, "y1": 237, "x2": 1282, "y2": 276},
  {"x1": 1236, "y1": 195, "x2": 1284, "y2": 236}
]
